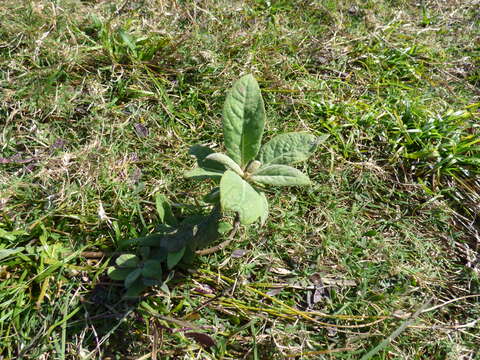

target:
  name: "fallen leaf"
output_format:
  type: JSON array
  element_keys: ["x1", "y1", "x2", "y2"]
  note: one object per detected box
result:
[
  {"x1": 185, "y1": 332, "x2": 215, "y2": 348},
  {"x1": 312, "y1": 285, "x2": 326, "y2": 305},
  {"x1": 309, "y1": 273, "x2": 356, "y2": 287},
  {"x1": 270, "y1": 267, "x2": 292, "y2": 276},
  {"x1": 231, "y1": 249, "x2": 247, "y2": 258},
  {"x1": 50, "y1": 138, "x2": 66, "y2": 150},
  {"x1": 134, "y1": 123, "x2": 149, "y2": 138},
  {"x1": 193, "y1": 283, "x2": 215, "y2": 295},
  {"x1": 266, "y1": 288, "x2": 283, "y2": 296}
]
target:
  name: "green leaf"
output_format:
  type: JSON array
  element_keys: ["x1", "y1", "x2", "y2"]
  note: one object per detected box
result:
[
  {"x1": 122, "y1": 233, "x2": 165, "y2": 249},
  {"x1": 223, "y1": 74, "x2": 265, "y2": 167},
  {"x1": 142, "y1": 260, "x2": 163, "y2": 280},
  {"x1": 107, "y1": 266, "x2": 133, "y2": 280},
  {"x1": 167, "y1": 246, "x2": 186, "y2": 269},
  {"x1": 258, "y1": 132, "x2": 325, "y2": 166},
  {"x1": 118, "y1": 29, "x2": 137, "y2": 55},
  {"x1": 181, "y1": 214, "x2": 209, "y2": 226},
  {"x1": 220, "y1": 170, "x2": 264, "y2": 225},
  {"x1": 186, "y1": 207, "x2": 222, "y2": 250},
  {"x1": 139, "y1": 246, "x2": 150, "y2": 259},
  {"x1": 186, "y1": 145, "x2": 226, "y2": 180},
  {"x1": 124, "y1": 268, "x2": 142, "y2": 288},
  {"x1": 155, "y1": 194, "x2": 177, "y2": 226},
  {"x1": 189, "y1": 144, "x2": 225, "y2": 171},
  {"x1": 259, "y1": 192, "x2": 269, "y2": 226},
  {"x1": 149, "y1": 247, "x2": 167, "y2": 261},
  {"x1": 124, "y1": 278, "x2": 146, "y2": 297},
  {"x1": 245, "y1": 160, "x2": 262, "y2": 174},
  {"x1": 251, "y1": 165, "x2": 311, "y2": 186},
  {"x1": 206, "y1": 153, "x2": 244, "y2": 176},
  {"x1": 116, "y1": 254, "x2": 140, "y2": 268},
  {"x1": 456, "y1": 156, "x2": 480, "y2": 166},
  {"x1": 218, "y1": 221, "x2": 233, "y2": 234},
  {"x1": 162, "y1": 229, "x2": 194, "y2": 253},
  {"x1": 0, "y1": 229, "x2": 28, "y2": 241},
  {"x1": 184, "y1": 167, "x2": 223, "y2": 180},
  {"x1": 143, "y1": 278, "x2": 162, "y2": 286},
  {"x1": 203, "y1": 187, "x2": 220, "y2": 203},
  {"x1": 181, "y1": 247, "x2": 196, "y2": 264},
  {"x1": 0, "y1": 247, "x2": 24, "y2": 261}
]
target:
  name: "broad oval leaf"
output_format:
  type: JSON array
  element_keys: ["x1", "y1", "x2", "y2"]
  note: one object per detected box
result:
[
  {"x1": 124, "y1": 278, "x2": 146, "y2": 297},
  {"x1": 187, "y1": 208, "x2": 222, "y2": 250},
  {"x1": 161, "y1": 228, "x2": 194, "y2": 253},
  {"x1": 220, "y1": 170, "x2": 264, "y2": 225},
  {"x1": 143, "y1": 278, "x2": 162, "y2": 286},
  {"x1": 223, "y1": 74, "x2": 265, "y2": 167},
  {"x1": 259, "y1": 192, "x2": 269, "y2": 226},
  {"x1": 139, "y1": 246, "x2": 150, "y2": 259},
  {"x1": 142, "y1": 260, "x2": 163, "y2": 280},
  {"x1": 107, "y1": 266, "x2": 133, "y2": 280},
  {"x1": 258, "y1": 132, "x2": 325, "y2": 166},
  {"x1": 167, "y1": 246, "x2": 186, "y2": 269},
  {"x1": 124, "y1": 268, "x2": 142, "y2": 288},
  {"x1": 184, "y1": 167, "x2": 224, "y2": 180},
  {"x1": 251, "y1": 165, "x2": 311, "y2": 186},
  {"x1": 155, "y1": 194, "x2": 177, "y2": 226},
  {"x1": 126, "y1": 233, "x2": 166, "y2": 248},
  {"x1": 188, "y1": 144, "x2": 225, "y2": 171},
  {"x1": 186, "y1": 145, "x2": 226, "y2": 180},
  {"x1": 149, "y1": 247, "x2": 168, "y2": 261},
  {"x1": 116, "y1": 254, "x2": 140, "y2": 268},
  {"x1": 206, "y1": 153, "x2": 244, "y2": 176}
]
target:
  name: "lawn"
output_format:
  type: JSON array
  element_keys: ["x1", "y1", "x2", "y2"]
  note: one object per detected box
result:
[{"x1": 1, "y1": 0, "x2": 479, "y2": 359}]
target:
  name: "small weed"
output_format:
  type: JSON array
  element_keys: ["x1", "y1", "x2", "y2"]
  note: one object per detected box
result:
[{"x1": 108, "y1": 75, "x2": 325, "y2": 297}]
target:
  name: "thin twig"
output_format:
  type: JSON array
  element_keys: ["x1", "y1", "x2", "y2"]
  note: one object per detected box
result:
[
  {"x1": 183, "y1": 285, "x2": 234, "y2": 318},
  {"x1": 421, "y1": 294, "x2": 480, "y2": 314},
  {"x1": 79, "y1": 251, "x2": 115, "y2": 258}
]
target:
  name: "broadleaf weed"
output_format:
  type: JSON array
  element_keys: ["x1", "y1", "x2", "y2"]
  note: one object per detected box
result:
[{"x1": 108, "y1": 74, "x2": 327, "y2": 297}]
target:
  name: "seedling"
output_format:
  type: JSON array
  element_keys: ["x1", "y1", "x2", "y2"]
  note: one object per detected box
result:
[
  {"x1": 107, "y1": 195, "x2": 225, "y2": 297},
  {"x1": 186, "y1": 74, "x2": 325, "y2": 224},
  {"x1": 108, "y1": 74, "x2": 325, "y2": 296}
]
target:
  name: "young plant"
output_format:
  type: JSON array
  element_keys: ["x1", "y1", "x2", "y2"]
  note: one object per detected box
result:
[
  {"x1": 108, "y1": 74, "x2": 325, "y2": 297},
  {"x1": 107, "y1": 195, "x2": 226, "y2": 297},
  {"x1": 186, "y1": 74, "x2": 325, "y2": 225}
]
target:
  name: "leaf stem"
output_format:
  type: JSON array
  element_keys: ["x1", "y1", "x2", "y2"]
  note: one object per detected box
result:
[{"x1": 195, "y1": 214, "x2": 241, "y2": 255}]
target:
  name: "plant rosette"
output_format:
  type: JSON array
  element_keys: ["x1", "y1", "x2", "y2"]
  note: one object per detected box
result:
[{"x1": 186, "y1": 74, "x2": 327, "y2": 225}]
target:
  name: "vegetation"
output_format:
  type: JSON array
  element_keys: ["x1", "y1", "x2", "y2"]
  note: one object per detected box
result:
[
  {"x1": 107, "y1": 74, "x2": 321, "y2": 298},
  {"x1": 1, "y1": 0, "x2": 479, "y2": 359}
]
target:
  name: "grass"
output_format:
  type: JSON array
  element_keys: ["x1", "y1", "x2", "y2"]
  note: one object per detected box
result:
[{"x1": 1, "y1": 0, "x2": 479, "y2": 358}]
